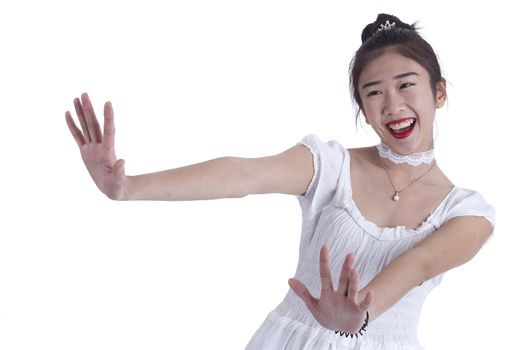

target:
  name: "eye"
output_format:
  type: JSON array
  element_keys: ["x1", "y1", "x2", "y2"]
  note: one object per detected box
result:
[
  {"x1": 400, "y1": 82, "x2": 415, "y2": 89},
  {"x1": 367, "y1": 90, "x2": 382, "y2": 97}
]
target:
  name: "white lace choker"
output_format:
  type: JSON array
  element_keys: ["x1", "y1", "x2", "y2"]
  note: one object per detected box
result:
[{"x1": 376, "y1": 143, "x2": 435, "y2": 166}]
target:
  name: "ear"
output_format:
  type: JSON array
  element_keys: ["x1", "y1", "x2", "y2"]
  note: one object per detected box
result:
[{"x1": 435, "y1": 78, "x2": 447, "y2": 108}]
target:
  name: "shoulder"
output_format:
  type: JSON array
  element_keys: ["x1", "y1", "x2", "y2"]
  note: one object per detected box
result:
[
  {"x1": 441, "y1": 187, "x2": 496, "y2": 229},
  {"x1": 347, "y1": 146, "x2": 379, "y2": 167},
  {"x1": 297, "y1": 134, "x2": 346, "y2": 154},
  {"x1": 296, "y1": 134, "x2": 349, "y2": 170}
]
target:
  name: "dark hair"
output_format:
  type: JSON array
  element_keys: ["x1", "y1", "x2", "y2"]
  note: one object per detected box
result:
[{"x1": 349, "y1": 14, "x2": 444, "y2": 121}]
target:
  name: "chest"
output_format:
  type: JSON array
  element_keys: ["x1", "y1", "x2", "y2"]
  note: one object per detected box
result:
[{"x1": 350, "y1": 161, "x2": 452, "y2": 230}]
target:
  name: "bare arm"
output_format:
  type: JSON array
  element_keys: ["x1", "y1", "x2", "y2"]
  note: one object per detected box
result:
[
  {"x1": 125, "y1": 141, "x2": 314, "y2": 201},
  {"x1": 66, "y1": 93, "x2": 314, "y2": 201},
  {"x1": 358, "y1": 215, "x2": 493, "y2": 322}
]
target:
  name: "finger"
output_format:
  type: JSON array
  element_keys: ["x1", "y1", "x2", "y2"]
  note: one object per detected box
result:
[
  {"x1": 81, "y1": 92, "x2": 103, "y2": 143},
  {"x1": 65, "y1": 111, "x2": 86, "y2": 147},
  {"x1": 319, "y1": 245, "x2": 333, "y2": 291},
  {"x1": 103, "y1": 101, "x2": 115, "y2": 150},
  {"x1": 337, "y1": 253, "x2": 354, "y2": 295},
  {"x1": 358, "y1": 290, "x2": 374, "y2": 313},
  {"x1": 288, "y1": 278, "x2": 317, "y2": 313},
  {"x1": 74, "y1": 97, "x2": 91, "y2": 143},
  {"x1": 347, "y1": 268, "x2": 360, "y2": 304}
]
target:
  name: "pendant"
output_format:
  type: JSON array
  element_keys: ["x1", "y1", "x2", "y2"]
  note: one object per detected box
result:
[{"x1": 393, "y1": 192, "x2": 400, "y2": 201}]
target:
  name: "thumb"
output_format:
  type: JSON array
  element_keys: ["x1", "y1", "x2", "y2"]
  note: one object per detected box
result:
[
  {"x1": 288, "y1": 278, "x2": 317, "y2": 312},
  {"x1": 358, "y1": 290, "x2": 374, "y2": 312},
  {"x1": 113, "y1": 159, "x2": 126, "y2": 176}
]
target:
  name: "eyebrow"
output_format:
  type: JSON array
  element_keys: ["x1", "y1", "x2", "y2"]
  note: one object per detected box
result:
[{"x1": 361, "y1": 72, "x2": 420, "y2": 90}]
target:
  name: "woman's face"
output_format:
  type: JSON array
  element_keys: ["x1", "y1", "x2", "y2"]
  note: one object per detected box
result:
[{"x1": 359, "y1": 49, "x2": 446, "y2": 155}]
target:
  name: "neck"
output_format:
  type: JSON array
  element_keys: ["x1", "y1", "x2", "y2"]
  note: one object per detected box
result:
[
  {"x1": 380, "y1": 156, "x2": 436, "y2": 178},
  {"x1": 376, "y1": 142, "x2": 435, "y2": 167},
  {"x1": 376, "y1": 142, "x2": 437, "y2": 179}
]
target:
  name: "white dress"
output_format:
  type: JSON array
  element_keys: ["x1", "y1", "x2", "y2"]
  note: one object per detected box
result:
[{"x1": 246, "y1": 134, "x2": 495, "y2": 350}]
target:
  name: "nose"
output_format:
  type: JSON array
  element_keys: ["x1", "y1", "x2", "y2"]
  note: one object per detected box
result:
[{"x1": 383, "y1": 90, "x2": 405, "y2": 116}]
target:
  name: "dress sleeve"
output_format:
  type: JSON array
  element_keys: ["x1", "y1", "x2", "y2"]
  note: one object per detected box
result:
[
  {"x1": 295, "y1": 134, "x2": 346, "y2": 215},
  {"x1": 446, "y1": 189, "x2": 496, "y2": 232}
]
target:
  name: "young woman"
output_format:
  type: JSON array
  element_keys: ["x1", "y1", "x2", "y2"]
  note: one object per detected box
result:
[{"x1": 65, "y1": 13, "x2": 495, "y2": 350}]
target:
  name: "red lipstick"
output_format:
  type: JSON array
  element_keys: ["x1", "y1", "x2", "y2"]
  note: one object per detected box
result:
[{"x1": 386, "y1": 118, "x2": 416, "y2": 139}]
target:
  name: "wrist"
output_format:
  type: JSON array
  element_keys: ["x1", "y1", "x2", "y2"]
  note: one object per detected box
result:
[
  {"x1": 335, "y1": 311, "x2": 370, "y2": 339},
  {"x1": 119, "y1": 175, "x2": 134, "y2": 201}
]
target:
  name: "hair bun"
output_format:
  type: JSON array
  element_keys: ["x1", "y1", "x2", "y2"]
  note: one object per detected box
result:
[{"x1": 361, "y1": 14, "x2": 417, "y2": 43}]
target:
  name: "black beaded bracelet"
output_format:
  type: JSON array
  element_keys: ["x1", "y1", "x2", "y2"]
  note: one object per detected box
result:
[{"x1": 334, "y1": 311, "x2": 369, "y2": 339}]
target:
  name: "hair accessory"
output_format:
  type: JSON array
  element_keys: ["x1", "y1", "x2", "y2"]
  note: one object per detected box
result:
[
  {"x1": 376, "y1": 143, "x2": 435, "y2": 167},
  {"x1": 376, "y1": 20, "x2": 396, "y2": 33},
  {"x1": 334, "y1": 311, "x2": 370, "y2": 339},
  {"x1": 381, "y1": 161, "x2": 436, "y2": 201}
]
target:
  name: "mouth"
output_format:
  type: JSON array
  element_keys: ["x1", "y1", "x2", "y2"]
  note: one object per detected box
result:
[{"x1": 386, "y1": 118, "x2": 416, "y2": 139}]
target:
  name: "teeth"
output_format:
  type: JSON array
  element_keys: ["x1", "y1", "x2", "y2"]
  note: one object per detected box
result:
[{"x1": 389, "y1": 119, "x2": 415, "y2": 131}]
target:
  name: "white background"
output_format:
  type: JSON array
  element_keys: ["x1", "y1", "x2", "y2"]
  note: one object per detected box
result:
[{"x1": 1, "y1": 1, "x2": 523, "y2": 349}]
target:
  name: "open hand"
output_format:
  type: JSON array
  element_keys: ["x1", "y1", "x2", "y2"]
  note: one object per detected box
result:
[
  {"x1": 288, "y1": 245, "x2": 374, "y2": 334},
  {"x1": 65, "y1": 93, "x2": 127, "y2": 200}
]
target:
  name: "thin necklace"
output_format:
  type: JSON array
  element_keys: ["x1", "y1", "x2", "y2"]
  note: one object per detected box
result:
[{"x1": 381, "y1": 161, "x2": 436, "y2": 201}]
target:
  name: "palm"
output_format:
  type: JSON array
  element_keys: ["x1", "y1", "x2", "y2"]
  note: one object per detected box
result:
[
  {"x1": 312, "y1": 286, "x2": 365, "y2": 333},
  {"x1": 65, "y1": 93, "x2": 127, "y2": 200},
  {"x1": 289, "y1": 245, "x2": 374, "y2": 334},
  {"x1": 80, "y1": 143, "x2": 122, "y2": 198}
]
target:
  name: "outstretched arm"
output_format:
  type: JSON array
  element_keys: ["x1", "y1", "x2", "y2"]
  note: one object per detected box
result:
[
  {"x1": 66, "y1": 93, "x2": 314, "y2": 201},
  {"x1": 290, "y1": 215, "x2": 493, "y2": 333}
]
